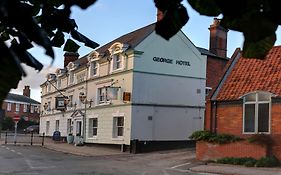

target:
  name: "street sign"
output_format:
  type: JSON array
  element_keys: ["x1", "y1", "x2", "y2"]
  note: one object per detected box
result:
[{"x1": 14, "y1": 116, "x2": 20, "y2": 122}]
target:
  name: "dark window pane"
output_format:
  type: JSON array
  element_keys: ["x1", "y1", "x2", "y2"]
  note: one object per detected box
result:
[
  {"x1": 117, "y1": 127, "x2": 123, "y2": 136},
  {"x1": 244, "y1": 104, "x2": 255, "y2": 132},
  {"x1": 258, "y1": 103, "x2": 269, "y2": 132},
  {"x1": 93, "y1": 128, "x2": 97, "y2": 136}
]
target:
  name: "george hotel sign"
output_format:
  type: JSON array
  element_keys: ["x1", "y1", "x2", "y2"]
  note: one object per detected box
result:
[{"x1": 152, "y1": 56, "x2": 191, "y2": 66}]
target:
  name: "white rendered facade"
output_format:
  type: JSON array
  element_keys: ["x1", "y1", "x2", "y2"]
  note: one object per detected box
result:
[{"x1": 40, "y1": 26, "x2": 206, "y2": 145}]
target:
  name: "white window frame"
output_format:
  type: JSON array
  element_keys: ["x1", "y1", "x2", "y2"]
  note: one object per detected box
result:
[
  {"x1": 47, "y1": 101, "x2": 51, "y2": 111},
  {"x1": 67, "y1": 119, "x2": 72, "y2": 134},
  {"x1": 69, "y1": 71, "x2": 74, "y2": 85},
  {"x1": 90, "y1": 62, "x2": 99, "y2": 77},
  {"x1": 57, "y1": 78, "x2": 61, "y2": 89},
  {"x1": 55, "y1": 120, "x2": 60, "y2": 131},
  {"x1": 111, "y1": 54, "x2": 124, "y2": 72},
  {"x1": 23, "y1": 104, "x2": 27, "y2": 113},
  {"x1": 15, "y1": 103, "x2": 20, "y2": 112},
  {"x1": 242, "y1": 92, "x2": 271, "y2": 134},
  {"x1": 89, "y1": 118, "x2": 98, "y2": 138},
  {"x1": 7, "y1": 102, "x2": 11, "y2": 111},
  {"x1": 30, "y1": 105, "x2": 34, "y2": 113},
  {"x1": 97, "y1": 87, "x2": 110, "y2": 105},
  {"x1": 46, "y1": 121, "x2": 50, "y2": 135},
  {"x1": 112, "y1": 116, "x2": 124, "y2": 138}
]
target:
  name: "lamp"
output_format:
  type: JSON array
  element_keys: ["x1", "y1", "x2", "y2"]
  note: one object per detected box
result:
[
  {"x1": 43, "y1": 103, "x2": 48, "y2": 111},
  {"x1": 79, "y1": 92, "x2": 93, "y2": 107}
]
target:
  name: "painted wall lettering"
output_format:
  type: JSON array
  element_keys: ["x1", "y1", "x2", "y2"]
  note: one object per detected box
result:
[{"x1": 152, "y1": 57, "x2": 191, "y2": 67}]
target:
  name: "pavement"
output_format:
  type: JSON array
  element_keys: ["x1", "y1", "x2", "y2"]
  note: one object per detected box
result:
[{"x1": 1, "y1": 134, "x2": 281, "y2": 175}]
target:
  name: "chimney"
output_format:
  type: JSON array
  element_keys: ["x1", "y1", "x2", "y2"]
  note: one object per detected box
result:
[
  {"x1": 157, "y1": 9, "x2": 164, "y2": 21},
  {"x1": 23, "y1": 86, "x2": 30, "y2": 97},
  {"x1": 64, "y1": 52, "x2": 79, "y2": 67},
  {"x1": 209, "y1": 18, "x2": 228, "y2": 58}
]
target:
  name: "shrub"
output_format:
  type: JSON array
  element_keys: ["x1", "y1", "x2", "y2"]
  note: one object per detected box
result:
[
  {"x1": 216, "y1": 157, "x2": 257, "y2": 166},
  {"x1": 255, "y1": 156, "x2": 280, "y2": 167},
  {"x1": 1, "y1": 116, "x2": 15, "y2": 130},
  {"x1": 189, "y1": 130, "x2": 244, "y2": 144}
]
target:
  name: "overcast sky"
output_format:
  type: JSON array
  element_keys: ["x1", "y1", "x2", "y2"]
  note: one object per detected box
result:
[{"x1": 10, "y1": 0, "x2": 281, "y2": 102}]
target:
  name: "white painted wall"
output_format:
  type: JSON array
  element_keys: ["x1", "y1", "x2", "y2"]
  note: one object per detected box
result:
[
  {"x1": 132, "y1": 72, "x2": 205, "y2": 106},
  {"x1": 131, "y1": 106, "x2": 204, "y2": 140},
  {"x1": 134, "y1": 31, "x2": 206, "y2": 79}
]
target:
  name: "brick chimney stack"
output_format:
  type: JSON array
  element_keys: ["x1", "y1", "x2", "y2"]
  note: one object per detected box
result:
[
  {"x1": 157, "y1": 9, "x2": 164, "y2": 21},
  {"x1": 23, "y1": 86, "x2": 30, "y2": 97},
  {"x1": 64, "y1": 52, "x2": 79, "y2": 67},
  {"x1": 209, "y1": 18, "x2": 228, "y2": 58}
]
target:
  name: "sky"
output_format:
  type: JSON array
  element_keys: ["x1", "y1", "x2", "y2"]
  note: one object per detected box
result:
[{"x1": 10, "y1": 0, "x2": 281, "y2": 102}]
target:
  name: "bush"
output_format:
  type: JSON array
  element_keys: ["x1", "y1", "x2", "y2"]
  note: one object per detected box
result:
[
  {"x1": 216, "y1": 157, "x2": 257, "y2": 166},
  {"x1": 1, "y1": 116, "x2": 15, "y2": 130},
  {"x1": 216, "y1": 156, "x2": 280, "y2": 167},
  {"x1": 189, "y1": 130, "x2": 244, "y2": 144},
  {"x1": 255, "y1": 156, "x2": 280, "y2": 167}
]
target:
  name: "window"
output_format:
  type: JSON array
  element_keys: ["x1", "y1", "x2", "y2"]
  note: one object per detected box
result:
[
  {"x1": 57, "y1": 79, "x2": 61, "y2": 89},
  {"x1": 67, "y1": 119, "x2": 72, "y2": 134},
  {"x1": 7, "y1": 102, "x2": 11, "y2": 111},
  {"x1": 243, "y1": 92, "x2": 271, "y2": 134},
  {"x1": 23, "y1": 104, "x2": 27, "y2": 113},
  {"x1": 47, "y1": 101, "x2": 51, "y2": 111},
  {"x1": 46, "y1": 121, "x2": 50, "y2": 135},
  {"x1": 89, "y1": 118, "x2": 98, "y2": 137},
  {"x1": 55, "y1": 120, "x2": 59, "y2": 131},
  {"x1": 69, "y1": 72, "x2": 74, "y2": 85},
  {"x1": 113, "y1": 117, "x2": 124, "y2": 138},
  {"x1": 97, "y1": 87, "x2": 109, "y2": 104},
  {"x1": 68, "y1": 95, "x2": 73, "y2": 107},
  {"x1": 91, "y1": 62, "x2": 98, "y2": 76},
  {"x1": 76, "y1": 73, "x2": 85, "y2": 83},
  {"x1": 111, "y1": 54, "x2": 123, "y2": 72},
  {"x1": 30, "y1": 105, "x2": 34, "y2": 113},
  {"x1": 15, "y1": 103, "x2": 20, "y2": 112},
  {"x1": 47, "y1": 83, "x2": 51, "y2": 92}
]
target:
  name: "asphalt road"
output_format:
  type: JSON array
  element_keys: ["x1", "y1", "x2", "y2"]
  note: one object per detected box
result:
[{"x1": 0, "y1": 145, "x2": 210, "y2": 175}]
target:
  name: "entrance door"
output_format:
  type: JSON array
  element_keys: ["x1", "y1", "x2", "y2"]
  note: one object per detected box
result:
[{"x1": 76, "y1": 121, "x2": 82, "y2": 136}]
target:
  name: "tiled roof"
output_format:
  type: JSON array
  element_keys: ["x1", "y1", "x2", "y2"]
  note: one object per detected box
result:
[
  {"x1": 73, "y1": 23, "x2": 156, "y2": 67},
  {"x1": 216, "y1": 46, "x2": 281, "y2": 101},
  {"x1": 5, "y1": 93, "x2": 40, "y2": 104}
]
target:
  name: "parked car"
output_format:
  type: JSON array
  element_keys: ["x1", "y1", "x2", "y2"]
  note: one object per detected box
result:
[{"x1": 23, "y1": 125, "x2": 39, "y2": 134}]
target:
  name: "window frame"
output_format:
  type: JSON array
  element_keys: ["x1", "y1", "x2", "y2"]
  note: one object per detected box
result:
[
  {"x1": 23, "y1": 104, "x2": 27, "y2": 113},
  {"x1": 90, "y1": 61, "x2": 99, "y2": 77},
  {"x1": 89, "y1": 118, "x2": 98, "y2": 138},
  {"x1": 15, "y1": 103, "x2": 20, "y2": 112},
  {"x1": 7, "y1": 102, "x2": 11, "y2": 111},
  {"x1": 112, "y1": 116, "x2": 124, "y2": 138},
  {"x1": 97, "y1": 87, "x2": 110, "y2": 105},
  {"x1": 111, "y1": 53, "x2": 124, "y2": 72},
  {"x1": 242, "y1": 92, "x2": 272, "y2": 134}
]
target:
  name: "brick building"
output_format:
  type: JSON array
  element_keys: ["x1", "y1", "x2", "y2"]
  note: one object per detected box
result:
[
  {"x1": 1, "y1": 86, "x2": 40, "y2": 122},
  {"x1": 205, "y1": 46, "x2": 281, "y2": 160}
]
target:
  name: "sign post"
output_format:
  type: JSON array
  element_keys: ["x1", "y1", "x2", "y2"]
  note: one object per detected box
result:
[{"x1": 13, "y1": 116, "x2": 20, "y2": 144}]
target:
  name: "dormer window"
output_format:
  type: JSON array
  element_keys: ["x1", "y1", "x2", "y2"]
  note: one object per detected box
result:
[
  {"x1": 112, "y1": 54, "x2": 123, "y2": 71},
  {"x1": 90, "y1": 62, "x2": 99, "y2": 77},
  {"x1": 242, "y1": 91, "x2": 272, "y2": 134},
  {"x1": 108, "y1": 42, "x2": 128, "y2": 73}
]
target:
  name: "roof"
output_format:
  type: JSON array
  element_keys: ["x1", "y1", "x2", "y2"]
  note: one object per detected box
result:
[
  {"x1": 215, "y1": 45, "x2": 281, "y2": 101},
  {"x1": 5, "y1": 93, "x2": 40, "y2": 104},
  {"x1": 197, "y1": 47, "x2": 229, "y2": 60},
  {"x1": 73, "y1": 23, "x2": 156, "y2": 67}
]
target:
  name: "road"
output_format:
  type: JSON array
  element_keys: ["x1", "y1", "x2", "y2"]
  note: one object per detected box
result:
[{"x1": 0, "y1": 145, "x2": 212, "y2": 175}]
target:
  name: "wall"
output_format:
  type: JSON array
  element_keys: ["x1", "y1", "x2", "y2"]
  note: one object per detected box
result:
[
  {"x1": 196, "y1": 141, "x2": 267, "y2": 161},
  {"x1": 131, "y1": 106, "x2": 204, "y2": 141}
]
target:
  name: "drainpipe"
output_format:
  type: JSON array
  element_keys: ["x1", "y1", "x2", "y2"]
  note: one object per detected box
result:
[{"x1": 212, "y1": 101, "x2": 218, "y2": 133}]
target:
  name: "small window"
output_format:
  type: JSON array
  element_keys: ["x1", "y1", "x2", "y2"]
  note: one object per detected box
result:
[
  {"x1": 55, "y1": 120, "x2": 59, "y2": 131},
  {"x1": 67, "y1": 119, "x2": 72, "y2": 134},
  {"x1": 113, "y1": 117, "x2": 124, "y2": 138},
  {"x1": 89, "y1": 118, "x2": 98, "y2": 137},
  {"x1": 112, "y1": 54, "x2": 123, "y2": 72},
  {"x1": 15, "y1": 103, "x2": 20, "y2": 112},
  {"x1": 57, "y1": 79, "x2": 61, "y2": 89},
  {"x1": 69, "y1": 72, "x2": 74, "y2": 85},
  {"x1": 47, "y1": 101, "x2": 51, "y2": 111},
  {"x1": 243, "y1": 92, "x2": 271, "y2": 134},
  {"x1": 91, "y1": 62, "x2": 98, "y2": 76},
  {"x1": 97, "y1": 87, "x2": 109, "y2": 104},
  {"x1": 30, "y1": 105, "x2": 34, "y2": 113},
  {"x1": 23, "y1": 104, "x2": 27, "y2": 113},
  {"x1": 46, "y1": 121, "x2": 50, "y2": 135},
  {"x1": 7, "y1": 102, "x2": 11, "y2": 111}
]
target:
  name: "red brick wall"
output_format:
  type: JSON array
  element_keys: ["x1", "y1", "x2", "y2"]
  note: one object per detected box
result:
[
  {"x1": 196, "y1": 141, "x2": 267, "y2": 161},
  {"x1": 206, "y1": 57, "x2": 228, "y2": 90},
  {"x1": 2, "y1": 102, "x2": 40, "y2": 122},
  {"x1": 209, "y1": 101, "x2": 281, "y2": 160}
]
